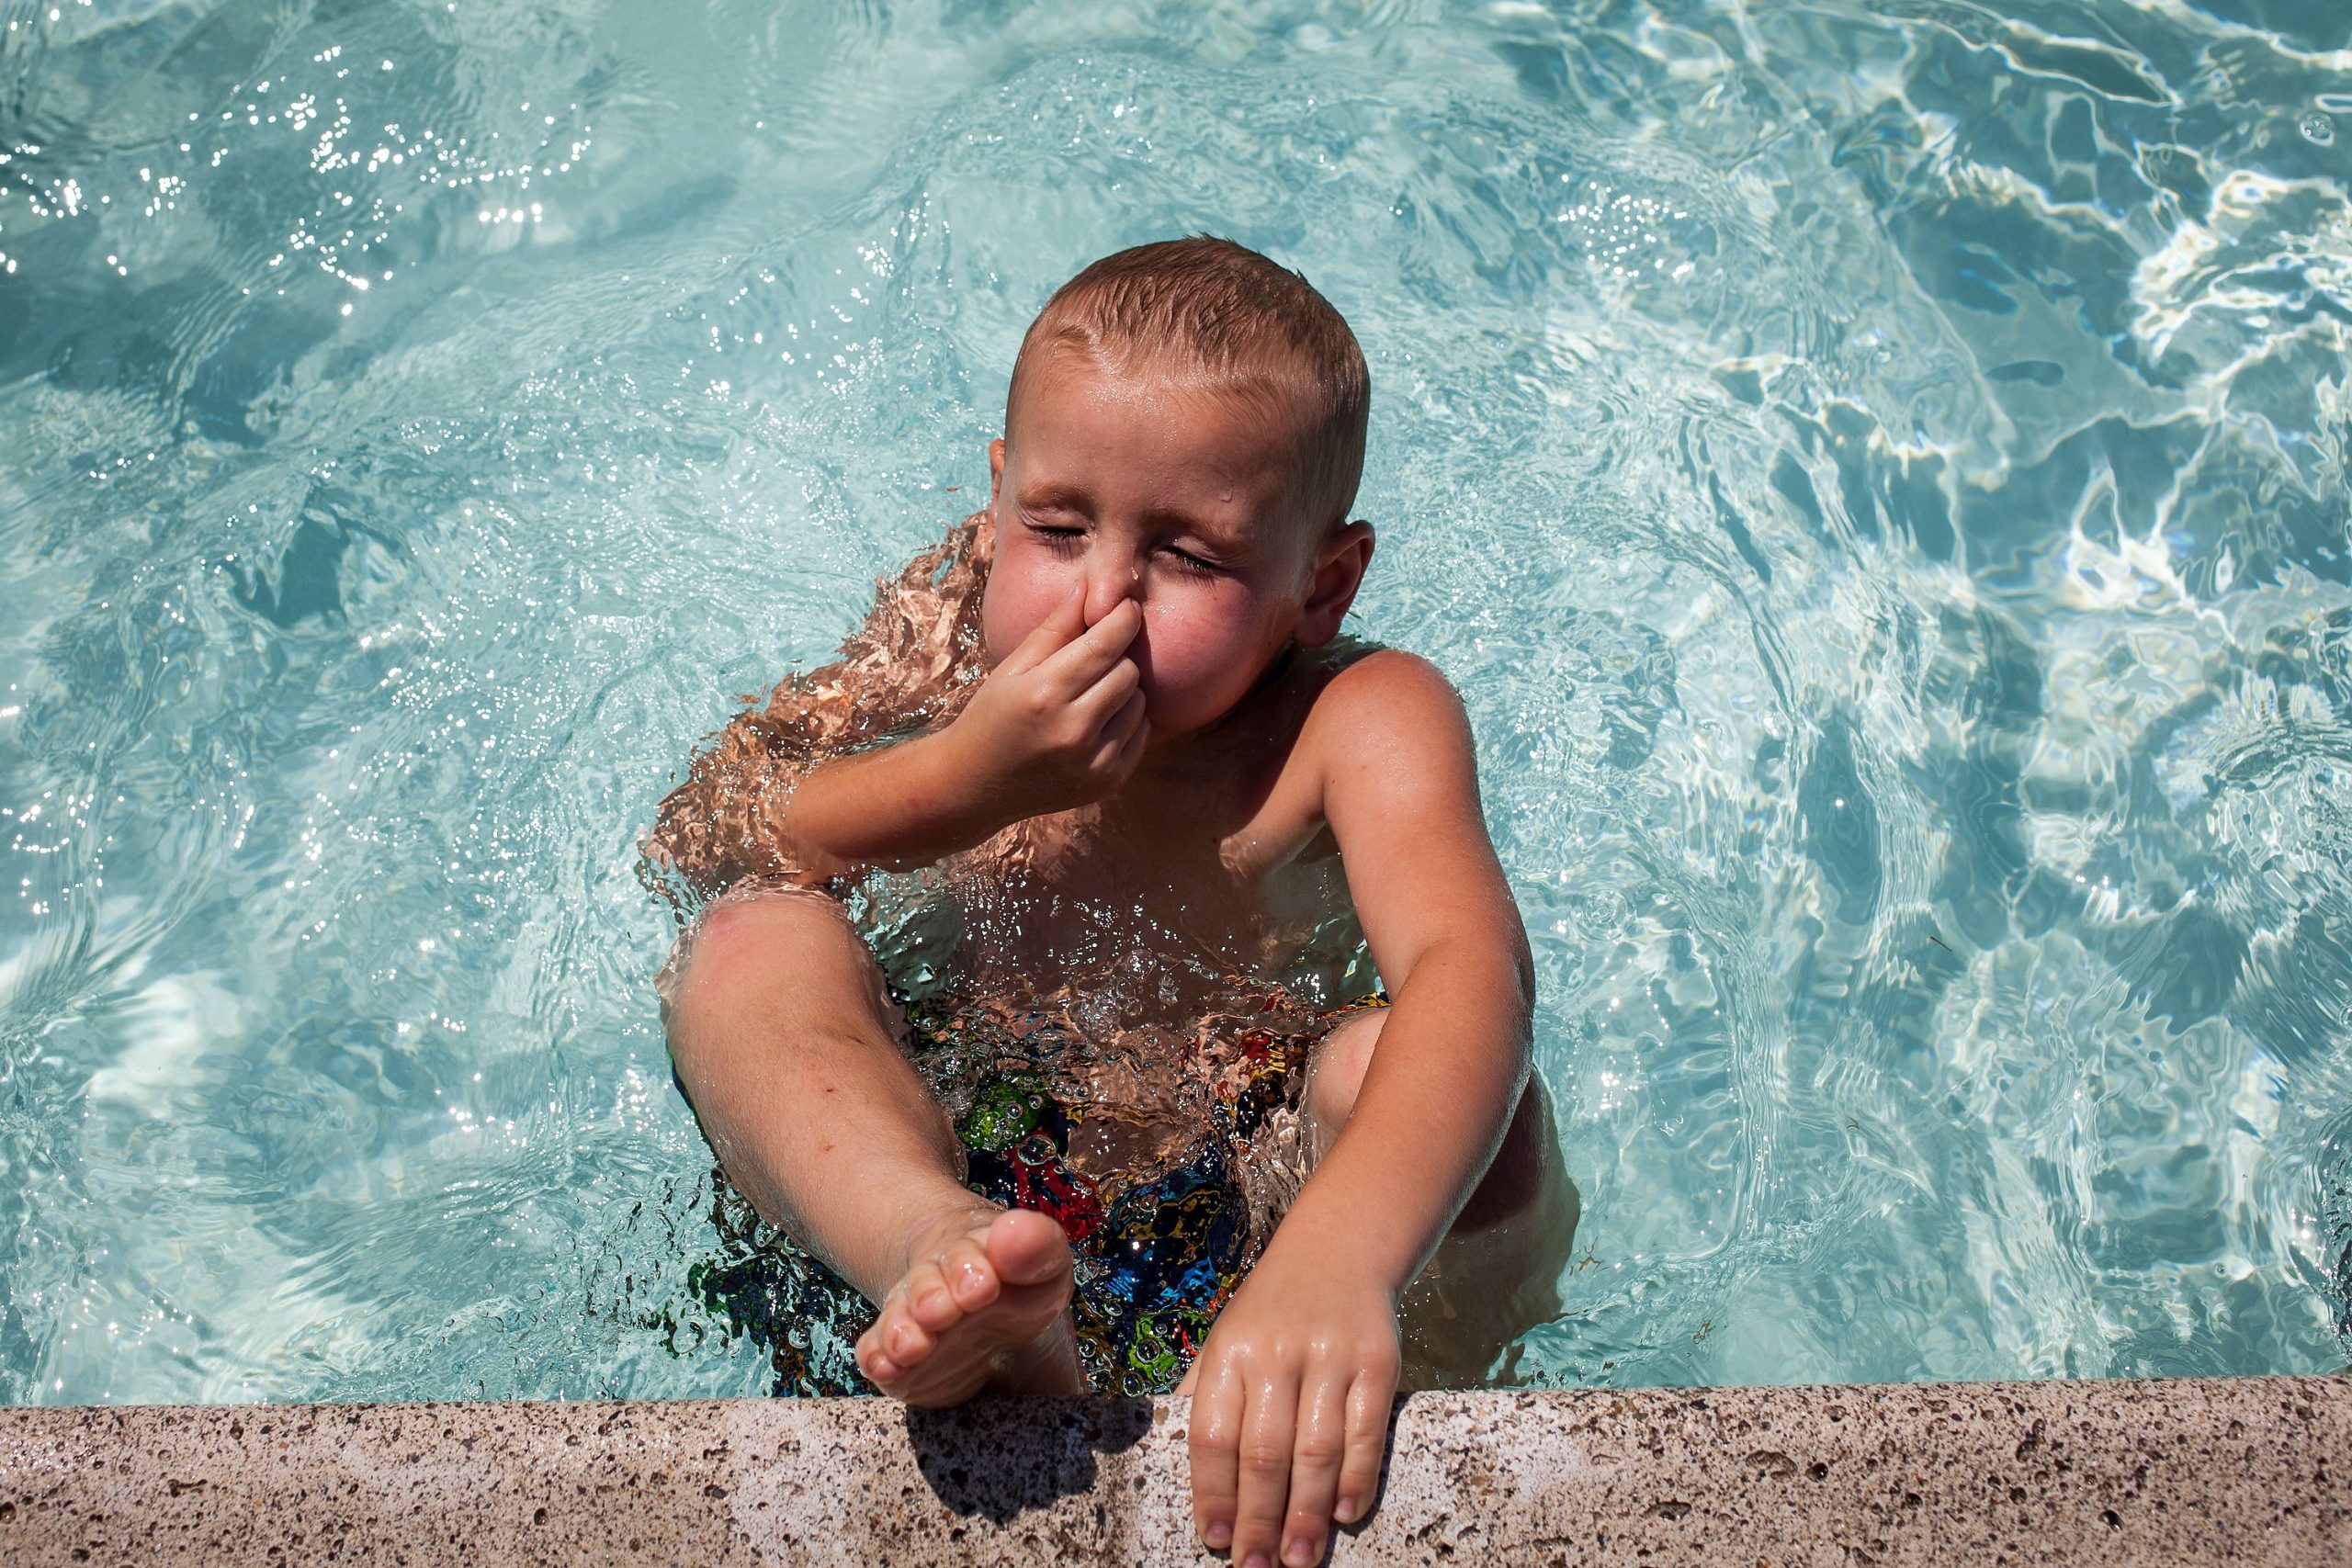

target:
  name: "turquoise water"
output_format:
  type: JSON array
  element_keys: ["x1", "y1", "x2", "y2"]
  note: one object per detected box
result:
[{"x1": 3, "y1": 0, "x2": 2349, "y2": 1403}]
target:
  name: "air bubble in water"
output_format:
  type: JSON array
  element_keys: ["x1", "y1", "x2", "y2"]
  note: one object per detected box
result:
[{"x1": 2301, "y1": 111, "x2": 2335, "y2": 146}]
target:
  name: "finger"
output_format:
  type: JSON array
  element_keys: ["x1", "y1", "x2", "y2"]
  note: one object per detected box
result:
[
  {"x1": 1186, "y1": 1356, "x2": 1244, "y2": 1554},
  {"x1": 1235, "y1": 1370, "x2": 1298, "y2": 1568},
  {"x1": 1336, "y1": 1356, "x2": 1398, "y2": 1528},
  {"x1": 1074, "y1": 653, "x2": 1141, "y2": 721},
  {"x1": 1087, "y1": 688, "x2": 1148, "y2": 764},
  {"x1": 1036, "y1": 596, "x2": 1141, "y2": 690},
  {"x1": 1104, "y1": 709, "x2": 1150, "y2": 780},
  {"x1": 1281, "y1": 1368, "x2": 1349, "y2": 1566},
  {"x1": 1086, "y1": 691, "x2": 1152, "y2": 780},
  {"x1": 999, "y1": 581, "x2": 1087, "y2": 674}
]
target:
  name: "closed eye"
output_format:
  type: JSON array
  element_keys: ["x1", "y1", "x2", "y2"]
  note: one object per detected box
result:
[{"x1": 1023, "y1": 515, "x2": 1222, "y2": 576}]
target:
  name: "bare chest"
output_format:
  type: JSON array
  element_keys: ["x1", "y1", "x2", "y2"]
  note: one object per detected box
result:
[
  {"x1": 929, "y1": 642, "x2": 1377, "y2": 1003},
  {"x1": 940, "y1": 738, "x2": 1340, "y2": 994}
]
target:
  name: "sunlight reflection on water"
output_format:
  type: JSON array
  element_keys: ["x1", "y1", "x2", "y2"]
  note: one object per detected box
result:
[{"x1": 0, "y1": 0, "x2": 2347, "y2": 1402}]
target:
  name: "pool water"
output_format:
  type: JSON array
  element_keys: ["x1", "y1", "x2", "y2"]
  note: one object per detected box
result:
[{"x1": 2, "y1": 0, "x2": 2349, "y2": 1404}]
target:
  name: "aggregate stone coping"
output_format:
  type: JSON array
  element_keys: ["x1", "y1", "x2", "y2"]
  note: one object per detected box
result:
[{"x1": 1, "y1": 1376, "x2": 2346, "y2": 1564}]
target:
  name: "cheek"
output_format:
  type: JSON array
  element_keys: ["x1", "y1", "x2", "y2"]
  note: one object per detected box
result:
[
  {"x1": 978, "y1": 554, "x2": 1069, "y2": 665},
  {"x1": 1132, "y1": 589, "x2": 1276, "y2": 709},
  {"x1": 1134, "y1": 608, "x2": 1216, "y2": 678}
]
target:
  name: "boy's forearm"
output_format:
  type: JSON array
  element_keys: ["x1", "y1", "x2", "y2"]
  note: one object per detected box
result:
[
  {"x1": 647, "y1": 708, "x2": 1007, "y2": 890},
  {"x1": 783, "y1": 726, "x2": 1016, "y2": 874},
  {"x1": 1272, "y1": 941, "x2": 1532, "y2": 1294}
]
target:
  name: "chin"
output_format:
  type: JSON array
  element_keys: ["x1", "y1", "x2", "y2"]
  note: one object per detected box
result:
[{"x1": 1141, "y1": 685, "x2": 1244, "y2": 742}]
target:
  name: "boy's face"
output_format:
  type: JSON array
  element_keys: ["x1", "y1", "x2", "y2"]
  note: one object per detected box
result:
[{"x1": 983, "y1": 350, "x2": 1371, "y2": 743}]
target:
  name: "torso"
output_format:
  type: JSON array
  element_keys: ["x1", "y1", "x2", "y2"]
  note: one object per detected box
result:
[
  {"x1": 925, "y1": 637, "x2": 1379, "y2": 1018},
  {"x1": 892, "y1": 637, "x2": 1385, "y2": 1194}
]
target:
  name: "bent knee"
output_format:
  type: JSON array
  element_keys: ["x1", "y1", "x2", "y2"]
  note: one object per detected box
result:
[
  {"x1": 661, "y1": 887, "x2": 879, "y2": 1040},
  {"x1": 670, "y1": 888, "x2": 851, "y2": 988},
  {"x1": 1305, "y1": 1007, "x2": 1386, "y2": 1134},
  {"x1": 1452, "y1": 1078, "x2": 1555, "y2": 1232}
]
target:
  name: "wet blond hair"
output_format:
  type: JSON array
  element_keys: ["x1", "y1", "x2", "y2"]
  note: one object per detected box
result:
[{"x1": 1005, "y1": 236, "x2": 1370, "y2": 531}]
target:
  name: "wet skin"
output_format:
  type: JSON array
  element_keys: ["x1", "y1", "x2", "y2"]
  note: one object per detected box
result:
[{"x1": 660, "y1": 348, "x2": 1561, "y2": 1568}]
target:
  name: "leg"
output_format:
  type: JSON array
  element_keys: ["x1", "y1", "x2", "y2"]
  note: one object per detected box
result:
[
  {"x1": 1304, "y1": 1009, "x2": 1578, "y2": 1387},
  {"x1": 660, "y1": 887, "x2": 1081, "y2": 1404}
]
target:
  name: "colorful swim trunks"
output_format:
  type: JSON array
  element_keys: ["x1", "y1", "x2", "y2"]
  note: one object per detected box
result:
[{"x1": 681, "y1": 989, "x2": 1386, "y2": 1396}]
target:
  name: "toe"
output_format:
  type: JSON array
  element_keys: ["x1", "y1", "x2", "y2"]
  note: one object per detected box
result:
[
  {"x1": 943, "y1": 1235, "x2": 999, "y2": 1310},
  {"x1": 880, "y1": 1305, "x2": 933, "y2": 1369},
  {"x1": 907, "y1": 1262, "x2": 961, "y2": 1332},
  {"x1": 854, "y1": 1325, "x2": 899, "y2": 1383},
  {"x1": 985, "y1": 1208, "x2": 1073, "y2": 1288}
]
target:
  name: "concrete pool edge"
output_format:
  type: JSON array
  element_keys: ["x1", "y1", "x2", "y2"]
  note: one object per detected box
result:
[{"x1": 2, "y1": 1375, "x2": 2346, "y2": 1564}]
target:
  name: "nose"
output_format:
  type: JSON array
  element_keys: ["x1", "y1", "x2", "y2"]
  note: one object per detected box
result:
[{"x1": 1080, "y1": 540, "x2": 1143, "y2": 628}]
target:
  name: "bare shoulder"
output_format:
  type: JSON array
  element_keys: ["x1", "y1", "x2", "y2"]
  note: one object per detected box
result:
[
  {"x1": 1299, "y1": 647, "x2": 1475, "y2": 767},
  {"x1": 1293, "y1": 643, "x2": 1521, "y2": 989},
  {"x1": 1317, "y1": 647, "x2": 1464, "y2": 712}
]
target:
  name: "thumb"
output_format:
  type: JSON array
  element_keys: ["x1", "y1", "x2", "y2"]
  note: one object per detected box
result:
[{"x1": 1000, "y1": 581, "x2": 1087, "y2": 674}]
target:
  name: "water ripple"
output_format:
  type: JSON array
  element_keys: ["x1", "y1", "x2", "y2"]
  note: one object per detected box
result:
[{"x1": 0, "y1": 0, "x2": 2346, "y2": 1400}]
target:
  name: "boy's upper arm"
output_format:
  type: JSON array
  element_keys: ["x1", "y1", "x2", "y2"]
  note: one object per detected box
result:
[{"x1": 1311, "y1": 651, "x2": 1532, "y2": 1002}]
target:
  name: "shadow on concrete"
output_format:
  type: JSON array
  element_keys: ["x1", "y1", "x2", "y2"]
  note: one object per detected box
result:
[{"x1": 906, "y1": 1396, "x2": 1152, "y2": 1524}]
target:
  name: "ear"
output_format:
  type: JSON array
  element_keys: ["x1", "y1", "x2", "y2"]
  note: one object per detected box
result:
[
  {"x1": 984, "y1": 438, "x2": 1008, "y2": 545},
  {"x1": 1295, "y1": 520, "x2": 1375, "y2": 647}
]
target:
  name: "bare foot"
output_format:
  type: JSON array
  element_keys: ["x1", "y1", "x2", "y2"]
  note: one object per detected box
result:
[{"x1": 854, "y1": 1204, "x2": 1082, "y2": 1406}]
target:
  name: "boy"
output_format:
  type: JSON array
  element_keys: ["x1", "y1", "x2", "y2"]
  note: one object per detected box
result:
[{"x1": 648, "y1": 238, "x2": 1570, "y2": 1568}]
